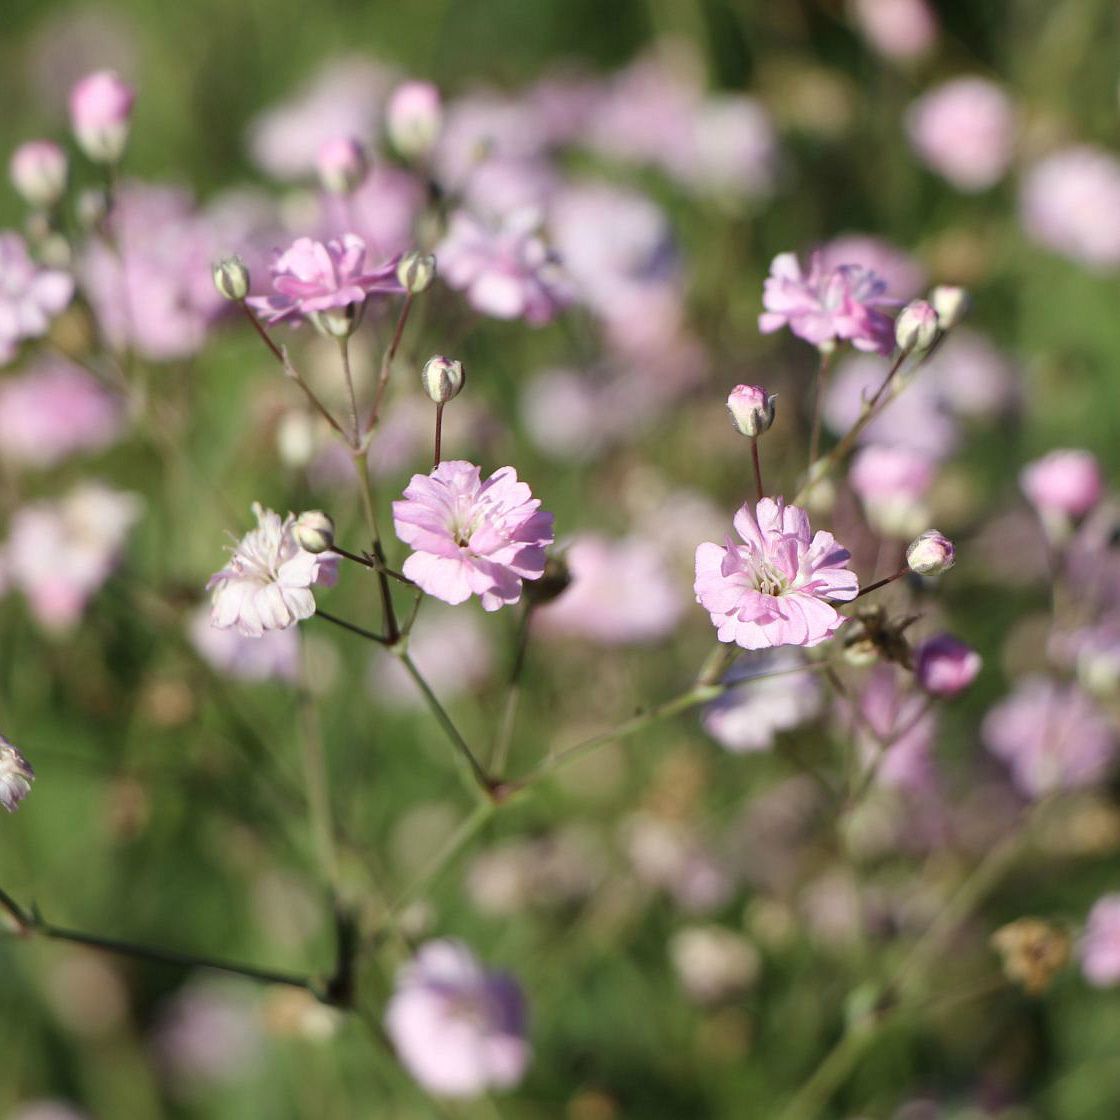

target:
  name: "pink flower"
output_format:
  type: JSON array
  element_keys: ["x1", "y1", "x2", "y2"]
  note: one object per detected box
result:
[
  {"x1": 820, "y1": 234, "x2": 926, "y2": 301},
  {"x1": 683, "y1": 95, "x2": 778, "y2": 200},
  {"x1": 905, "y1": 77, "x2": 1015, "y2": 191},
  {"x1": 319, "y1": 166, "x2": 425, "y2": 259},
  {"x1": 852, "y1": 0, "x2": 937, "y2": 61},
  {"x1": 694, "y1": 497, "x2": 859, "y2": 649},
  {"x1": 9, "y1": 140, "x2": 68, "y2": 208},
  {"x1": 759, "y1": 251, "x2": 894, "y2": 354},
  {"x1": 1020, "y1": 146, "x2": 1120, "y2": 270},
  {"x1": 315, "y1": 135, "x2": 367, "y2": 193},
  {"x1": 0, "y1": 736, "x2": 34, "y2": 812},
  {"x1": 983, "y1": 676, "x2": 1117, "y2": 799},
  {"x1": 392, "y1": 460, "x2": 554, "y2": 611},
  {"x1": 1020, "y1": 449, "x2": 1103, "y2": 520},
  {"x1": 913, "y1": 634, "x2": 982, "y2": 696},
  {"x1": 1081, "y1": 894, "x2": 1120, "y2": 987},
  {"x1": 0, "y1": 232, "x2": 74, "y2": 365},
  {"x1": 69, "y1": 70, "x2": 135, "y2": 162},
  {"x1": 386, "y1": 80, "x2": 443, "y2": 158},
  {"x1": 385, "y1": 939, "x2": 529, "y2": 1098},
  {"x1": 0, "y1": 358, "x2": 124, "y2": 468},
  {"x1": 207, "y1": 503, "x2": 339, "y2": 637},
  {"x1": 246, "y1": 234, "x2": 403, "y2": 325},
  {"x1": 436, "y1": 209, "x2": 572, "y2": 325},
  {"x1": 849, "y1": 444, "x2": 936, "y2": 538},
  {"x1": 188, "y1": 606, "x2": 301, "y2": 684}
]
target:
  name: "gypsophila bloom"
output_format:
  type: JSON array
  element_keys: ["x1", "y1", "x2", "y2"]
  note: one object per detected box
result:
[
  {"x1": 385, "y1": 940, "x2": 529, "y2": 1098},
  {"x1": 392, "y1": 460, "x2": 554, "y2": 611},
  {"x1": 906, "y1": 529, "x2": 955, "y2": 575},
  {"x1": 0, "y1": 232, "x2": 74, "y2": 365},
  {"x1": 9, "y1": 141, "x2": 68, "y2": 208},
  {"x1": 0, "y1": 737, "x2": 34, "y2": 812},
  {"x1": 694, "y1": 497, "x2": 859, "y2": 650},
  {"x1": 850, "y1": 445, "x2": 936, "y2": 539},
  {"x1": 759, "y1": 251, "x2": 894, "y2": 355},
  {"x1": 914, "y1": 634, "x2": 982, "y2": 696},
  {"x1": 207, "y1": 503, "x2": 339, "y2": 637},
  {"x1": 727, "y1": 385, "x2": 776, "y2": 438},
  {"x1": 246, "y1": 233, "x2": 403, "y2": 325},
  {"x1": 894, "y1": 299, "x2": 939, "y2": 352},
  {"x1": 1021, "y1": 449, "x2": 1103, "y2": 521},
  {"x1": 69, "y1": 70, "x2": 135, "y2": 163},
  {"x1": 316, "y1": 136, "x2": 368, "y2": 194},
  {"x1": 386, "y1": 81, "x2": 443, "y2": 159},
  {"x1": 983, "y1": 676, "x2": 1118, "y2": 799},
  {"x1": 1081, "y1": 894, "x2": 1120, "y2": 987}
]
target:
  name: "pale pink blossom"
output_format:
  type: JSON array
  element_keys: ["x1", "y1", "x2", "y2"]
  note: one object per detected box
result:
[
  {"x1": 1081, "y1": 894, "x2": 1120, "y2": 987},
  {"x1": 0, "y1": 232, "x2": 74, "y2": 365},
  {"x1": 385, "y1": 940, "x2": 529, "y2": 1098},
  {"x1": 905, "y1": 77, "x2": 1015, "y2": 191},
  {"x1": 694, "y1": 497, "x2": 859, "y2": 650},
  {"x1": 386, "y1": 80, "x2": 443, "y2": 158},
  {"x1": 849, "y1": 444, "x2": 936, "y2": 538},
  {"x1": 4, "y1": 482, "x2": 142, "y2": 631},
  {"x1": 759, "y1": 251, "x2": 894, "y2": 354},
  {"x1": 315, "y1": 135, "x2": 367, "y2": 193},
  {"x1": 820, "y1": 234, "x2": 926, "y2": 301},
  {"x1": 319, "y1": 166, "x2": 424, "y2": 259},
  {"x1": 852, "y1": 0, "x2": 937, "y2": 61},
  {"x1": 1020, "y1": 146, "x2": 1120, "y2": 270},
  {"x1": 913, "y1": 634, "x2": 982, "y2": 697},
  {"x1": 670, "y1": 926, "x2": 760, "y2": 1004},
  {"x1": 701, "y1": 649, "x2": 823, "y2": 752},
  {"x1": 534, "y1": 534, "x2": 684, "y2": 645},
  {"x1": 69, "y1": 69, "x2": 135, "y2": 162},
  {"x1": 437, "y1": 209, "x2": 572, "y2": 325},
  {"x1": 983, "y1": 676, "x2": 1117, "y2": 799},
  {"x1": 683, "y1": 95, "x2": 778, "y2": 200},
  {"x1": 188, "y1": 606, "x2": 301, "y2": 684},
  {"x1": 0, "y1": 358, "x2": 124, "y2": 468},
  {"x1": 392, "y1": 461, "x2": 554, "y2": 611},
  {"x1": 921, "y1": 328, "x2": 1017, "y2": 418},
  {"x1": 9, "y1": 140, "x2": 68, "y2": 208},
  {"x1": 207, "y1": 503, "x2": 339, "y2": 638},
  {"x1": 1020, "y1": 449, "x2": 1103, "y2": 520},
  {"x1": 0, "y1": 736, "x2": 34, "y2": 812},
  {"x1": 247, "y1": 233, "x2": 402, "y2": 325},
  {"x1": 624, "y1": 814, "x2": 733, "y2": 913}
]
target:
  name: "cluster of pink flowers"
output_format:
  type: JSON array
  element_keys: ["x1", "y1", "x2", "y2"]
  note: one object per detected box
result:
[{"x1": 0, "y1": 232, "x2": 73, "y2": 365}]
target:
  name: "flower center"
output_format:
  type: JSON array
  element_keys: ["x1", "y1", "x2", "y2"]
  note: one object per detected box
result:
[{"x1": 752, "y1": 560, "x2": 788, "y2": 598}]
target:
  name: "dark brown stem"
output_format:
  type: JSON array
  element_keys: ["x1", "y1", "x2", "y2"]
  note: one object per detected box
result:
[
  {"x1": 850, "y1": 567, "x2": 908, "y2": 602},
  {"x1": 751, "y1": 437, "x2": 764, "y2": 503},
  {"x1": 315, "y1": 608, "x2": 390, "y2": 645},
  {"x1": 240, "y1": 302, "x2": 285, "y2": 363},
  {"x1": 433, "y1": 402, "x2": 444, "y2": 467}
]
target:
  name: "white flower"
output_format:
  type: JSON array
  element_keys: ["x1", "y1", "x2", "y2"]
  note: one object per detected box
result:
[
  {"x1": 207, "y1": 503, "x2": 338, "y2": 637},
  {"x1": 0, "y1": 736, "x2": 34, "y2": 812}
]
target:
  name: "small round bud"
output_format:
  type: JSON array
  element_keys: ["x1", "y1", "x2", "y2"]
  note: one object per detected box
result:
[
  {"x1": 894, "y1": 299, "x2": 939, "y2": 353},
  {"x1": 726, "y1": 384, "x2": 776, "y2": 438},
  {"x1": 421, "y1": 355, "x2": 465, "y2": 404},
  {"x1": 914, "y1": 633, "x2": 981, "y2": 696},
  {"x1": 397, "y1": 251, "x2": 436, "y2": 294},
  {"x1": 0, "y1": 735, "x2": 35, "y2": 813},
  {"x1": 386, "y1": 81, "x2": 443, "y2": 159},
  {"x1": 69, "y1": 70, "x2": 135, "y2": 163},
  {"x1": 316, "y1": 136, "x2": 368, "y2": 194},
  {"x1": 310, "y1": 303, "x2": 364, "y2": 339},
  {"x1": 213, "y1": 256, "x2": 250, "y2": 302},
  {"x1": 293, "y1": 511, "x2": 335, "y2": 554},
  {"x1": 9, "y1": 140, "x2": 68, "y2": 208},
  {"x1": 906, "y1": 529, "x2": 955, "y2": 575},
  {"x1": 929, "y1": 285, "x2": 970, "y2": 330}
]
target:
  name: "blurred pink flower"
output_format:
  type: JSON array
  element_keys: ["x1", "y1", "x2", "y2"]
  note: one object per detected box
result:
[
  {"x1": 385, "y1": 939, "x2": 529, "y2": 1098},
  {"x1": 820, "y1": 234, "x2": 926, "y2": 301},
  {"x1": 905, "y1": 77, "x2": 1015, "y2": 191},
  {"x1": 392, "y1": 460, "x2": 554, "y2": 611},
  {"x1": 534, "y1": 534, "x2": 684, "y2": 645},
  {"x1": 0, "y1": 358, "x2": 124, "y2": 468},
  {"x1": 624, "y1": 814, "x2": 733, "y2": 913},
  {"x1": 983, "y1": 676, "x2": 1117, "y2": 799},
  {"x1": 247, "y1": 233, "x2": 402, "y2": 324},
  {"x1": 386, "y1": 80, "x2": 443, "y2": 158},
  {"x1": 683, "y1": 95, "x2": 778, "y2": 199},
  {"x1": 315, "y1": 135, "x2": 367, "y2": 193},
  {"x1": 921, "y1": 328, "x2": 1017, "y2": 418},
  {"x1": 437, "y1": 208, "x2": 572, "y2": 324},
  {"x1": 701, "y1": 649, "x2": 823, "y2": 752},
  {"x1": 852, "y1": 0, "x2": 937, "y2": 61},
  {"x1": 0, "y1": 736, "x2": 34, "y2": 812},
  {"x1": 9, "y1": 140, "x2": 68, "y2": 208},
  {"x1": 1020, "y1": 145, "x2": 1120, "y2": 270},
  {"x1": 913, "y1": 634, "x2": 982, "y2": 697},
  {"x1": 207, "y1": 503, "x2": 339, "y2": 637},
  {"x1": 1081, "y1": 894, "x2": 1120, "y2": 987},
  {"x1": 320, "y1": 165, "x2": 424, "y2": 259},
  {"x1": 1020, "y1": 449, "x2": 1103, "y2": 520},
  {"x1": 849, "y1": 444, "x2": 936, "y2": 538},
  {"x1": 69, "y1": 69, "x2": 135, "y2": 162},
  {"x1": 188, "y1": 606, "x2": 301, "y2": 684},
  {"x1": 695, "y1": 497, "x2": 859, "y2": 650},
  {"x1": 0, "y1": 231, "x2": 73, "y2": 365},
  {"x1": 759, "y1": 251, "x2": 894, "y2": 354},
  {"x1": 4, "y1": 482, "x2": 141, "y2": 631}
]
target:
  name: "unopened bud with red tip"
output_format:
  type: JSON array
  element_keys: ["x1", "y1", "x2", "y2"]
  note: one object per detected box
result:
[
  {"x1": 386, "y1": 81, "x2": 443, "y2": 159},
  {"x1": 9, "y1": 141, "x2": 67, "y2": 208},
  {"x1": 213, "y1": 256, "x2": 250, "y2": 302},
  {"x1": 894, "y1": 300, "x2": 939, "y2": 353},
  {"x1": 397, "y1": 251, "x2": 436, "y2": 294},
  {"x1": 316, "y1": 136, "x2": 368, "y2": 194},
  {"x1": 726, "y1": 384, "x2": 776, "y2": 438},
  {"x1": 293, "y1": 510, "x2": 335, "y2": 555},
  {"x1": 929, "y1": 285, "x2": 970, "y2": 330},
  {"x1": 69, "y1": 70, "x2": 135, "y2": 163},
  {"x1": 421, "y1": 355, "x2": 464, "y2": 404},
  {"x1": 906, "y1": 529, "x2": 955, "y2": 575}
]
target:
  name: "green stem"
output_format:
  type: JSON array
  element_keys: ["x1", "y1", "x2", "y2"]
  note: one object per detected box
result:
[
  {"x1": 490, "y1": 604, "x2": 534, "y2": 775},
  {"x1": 338, "y1": 337, "x2": 362, "y2": 448},
  {"x1": 351, "y1": 448, "x2": 399, "y2": 641},
  {"x1": 315, "y1": 608, "x2": 389, "y2": 645}
]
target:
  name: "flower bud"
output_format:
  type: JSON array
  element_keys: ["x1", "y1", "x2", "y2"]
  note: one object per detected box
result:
[
  {"x1": 293, "y1": 510, "x2": 335, "y2": 554},
  {"x1": 310, "y1": 303, "x2": 363, "y2": 339},
  {"x1": 316, "y1": 136, "x2": 368, "y2": 194},
  {"x1": 69, "y1": 70, "x2": 135, "y2": 163},
  {"x1": 212, "y1": 256, "x2": 250, "y2": 302},
  {"x1": 929, "y1": 284, "x2": 970, "y2": 330},
  {"x1": 894, "y1": 299, "x2": 939, "y2": 353},
  {"x1": 421, "y1": 355, "x2": 465, "y2": 404},
  {"x1": 1020, "y1": 449, "x2": 1102, "y2": 521},
  {"x1": 9, "y1": 140, "x2": 68, "y2": 208},
  {"x1": 397, "y1": 251, "x2": 436, "y2": 294},
  {"x1": 726, "y1": 384, "x2": 776, "y2": 438},
  {"x1": 386, "y1": 81, "x2": 443, "y2": 159},
  {"x1": 0, "y1": 736, "x2": 34, "y2": 813},
  {"x1": 914, "y1": 634, "x2": 981, "y2": 696},
  {"x1": 906, "y1": 529, "x2": 955, "y2": 575}
]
